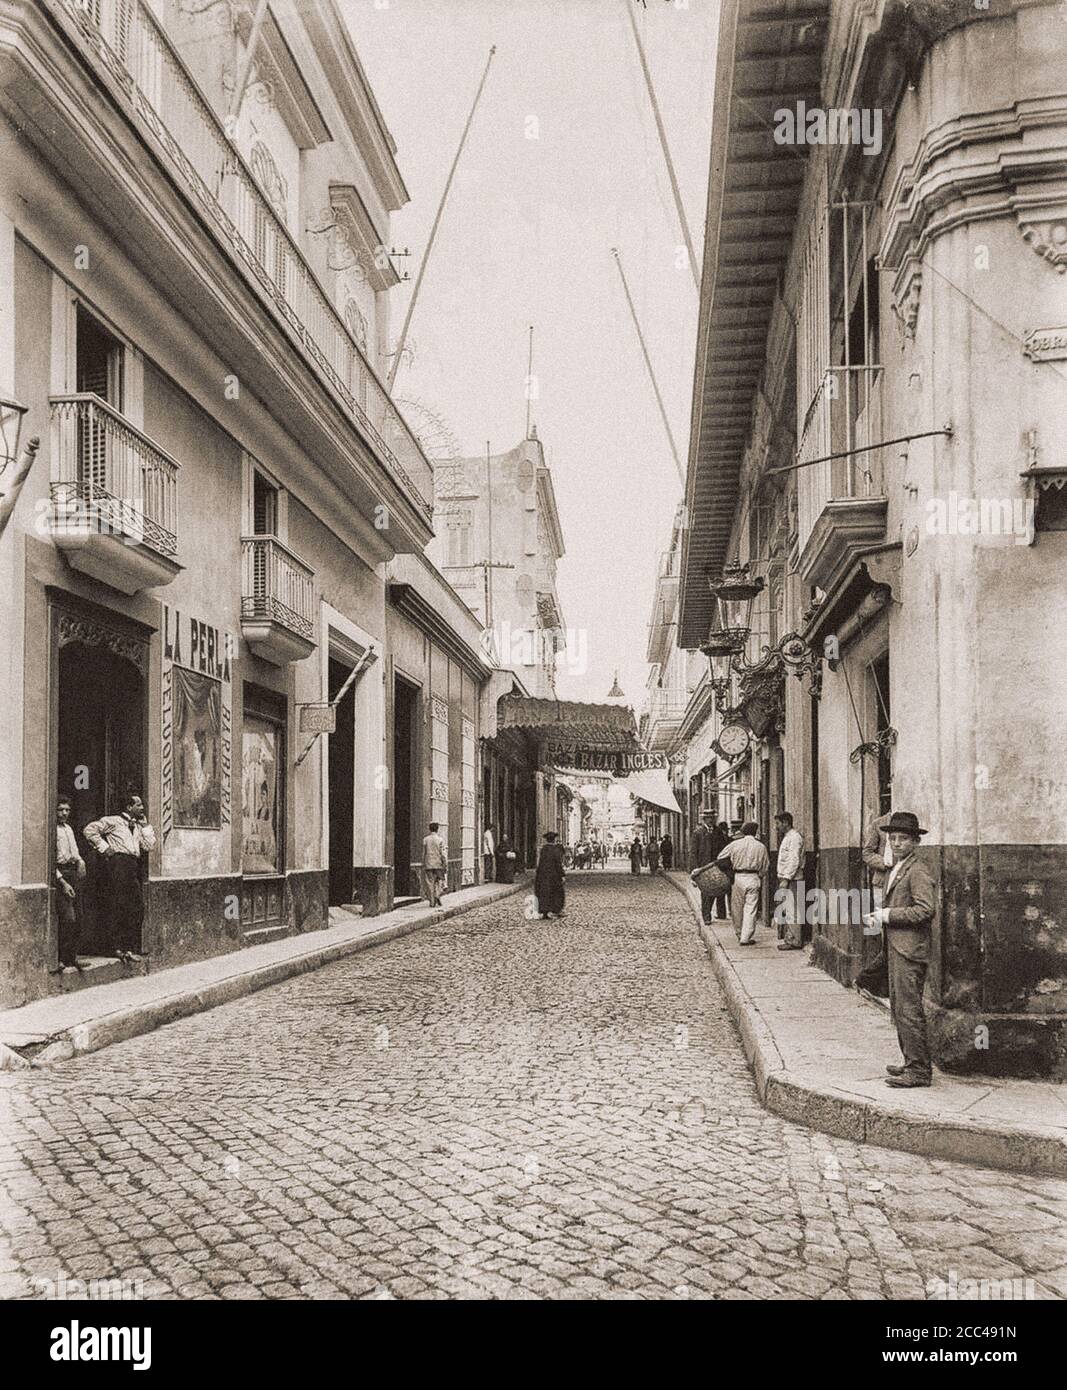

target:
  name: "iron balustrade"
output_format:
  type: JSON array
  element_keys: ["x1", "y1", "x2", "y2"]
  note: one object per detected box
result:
[
  {"x1": 57, "y1": 0, "x2": 433, "y2": 520},
  {"x1": 241, "y1": 535, "x2": 315, "y2": 641},
  {"x1": 49, "y1": 393, "x2": 179, "y2": 557}
]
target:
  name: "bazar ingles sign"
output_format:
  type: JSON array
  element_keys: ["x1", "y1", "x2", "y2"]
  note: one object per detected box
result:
[{"x1": 545, "y1": 746, "x2": 667, "y2": 774}]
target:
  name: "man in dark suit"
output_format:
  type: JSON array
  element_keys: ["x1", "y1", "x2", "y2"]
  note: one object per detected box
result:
[{"x1": 863, "y1": 811, "x2": 936, "y2": 1088}]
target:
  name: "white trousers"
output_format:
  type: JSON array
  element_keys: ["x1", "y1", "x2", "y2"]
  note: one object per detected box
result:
[{"x1": 731, "y1": 872, "x2": 763, "y2": 943}]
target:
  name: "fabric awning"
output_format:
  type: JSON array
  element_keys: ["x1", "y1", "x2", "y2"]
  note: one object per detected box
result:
[
  {"x1": 497, "y1": 695, "x2": 637, "y2": 748},
  {"x1": 628, "y1": 769, "x2": 684, "y2": 815}
]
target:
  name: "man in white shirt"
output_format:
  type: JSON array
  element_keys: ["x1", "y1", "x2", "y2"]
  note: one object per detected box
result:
[
  {"x1": 422, "y1": 821, "x2": 448, "y2": 907},
  {"x1": 773, "y1": 811, "x2": 805, "y2": 952},
  {"x1": 83, "y1": 793, "x2": 156, "y2": 963},
  {"x1": 54, "y1": 796, "x2": 88, "y2": 969},
  {"x1": 482, "y1": 824, "x2": 496, "y2": 884},
  {"x1": 716, "y1": 821, "x2": 771, "y2": 945}
]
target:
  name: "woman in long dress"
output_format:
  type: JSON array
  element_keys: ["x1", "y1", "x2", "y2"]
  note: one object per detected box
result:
[
  {"x1": 495, "y1": 833, "x2": 516, "y2": 884},
  {"x1": 534, "y1": 832, "x2": 566, "y2": 918}
]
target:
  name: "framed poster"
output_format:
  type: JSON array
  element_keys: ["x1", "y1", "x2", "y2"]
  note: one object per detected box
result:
[
  {"x1": 242, "y1": 715, "x2": 281, "y2": 874},
  {"x1": 173, "y1": 666, "x2": 222, "y2": 829}
]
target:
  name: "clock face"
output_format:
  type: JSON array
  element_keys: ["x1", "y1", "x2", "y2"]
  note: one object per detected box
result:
[{"x1": 718, "y1": 724, "x2": 750, "y2": 758}]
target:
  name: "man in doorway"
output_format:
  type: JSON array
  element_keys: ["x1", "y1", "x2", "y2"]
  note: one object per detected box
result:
[
  {"x1": 422, "y1": 821, "x2": 447, "y2": 908},
  {"x1": 774, "y1": 811, "x2": 805, "y2": 951},
  {"x1": 83, "y1": 793, "x2": 156, "y2": 964},
  {"x1": 856, "y1": 810, "x2": 893, "y2": 1001},
  {"x1": 863, "y1": 811, "x2": 936, "y2": 1088},
  {"x1": 716, "y1": 821, "x2": 770, "y2": 945},
  {"x1": 54, "y1": 795, "x2": 88, "y2": 970},
  {"x1": 482, "y1": 823, "x2": 496, "y2": 884}
]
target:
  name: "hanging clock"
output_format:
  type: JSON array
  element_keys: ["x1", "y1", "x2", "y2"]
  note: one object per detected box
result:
[{"x1": 715, "y1": 723, "x2": 751, "y2": 760}]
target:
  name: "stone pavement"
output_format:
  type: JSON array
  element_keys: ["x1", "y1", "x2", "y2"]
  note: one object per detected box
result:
[
  {"x1": 1, "y1": 870, "x2": 1065, "y2": 1301},
  {"x1": 667, "y1": 872, "x2": 1067, "y2": 1179},
  {"x1": 0, "y1": 879, "x2": 526, "y2": 1069}
]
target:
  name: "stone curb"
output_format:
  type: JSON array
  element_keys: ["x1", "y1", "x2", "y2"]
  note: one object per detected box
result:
[
  {"x1": 666, "y1": 871, "x2": 1067, "y2": 1179},
  {"x1": 5, "y1": 881, "x2": 528, "y2": 1068}
]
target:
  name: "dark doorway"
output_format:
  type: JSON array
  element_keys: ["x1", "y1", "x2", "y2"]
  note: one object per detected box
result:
[
  {"x1": 328, "y1": 657, "x2": 355, "y2": 907},
  {"x1": 57, "y1": 638, "x2": 144, "y2": 958},
  {"x1": 392, "y1": 676, "x2": 418, "y2": 896}
]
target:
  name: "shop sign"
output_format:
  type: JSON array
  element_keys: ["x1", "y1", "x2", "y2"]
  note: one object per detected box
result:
[
  {"x1": 545, "y1": 746, "x2": 667, "y2": 774},
  {"x1": 162, "y1": 605, "x2": 233, "y2": 682},
  {"x1": 299, "y1": 703, "x2": 336, "y2": 734}
]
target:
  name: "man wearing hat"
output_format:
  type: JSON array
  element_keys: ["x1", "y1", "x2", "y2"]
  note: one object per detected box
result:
[{"x1": 863, "y1": 812, "x2": 936, "y2": 1088}]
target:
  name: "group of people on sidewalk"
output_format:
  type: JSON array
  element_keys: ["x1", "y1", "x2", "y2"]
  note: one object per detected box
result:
[
  {"x1": 53, "y1": 792, "x2": 156, "y2": 970},
  {"x1": 628, "y1": 834, "x2": 673, "y2": 874},
  {"x1": 689, "y1": 807, "x2": 936, "y2": 1091}
]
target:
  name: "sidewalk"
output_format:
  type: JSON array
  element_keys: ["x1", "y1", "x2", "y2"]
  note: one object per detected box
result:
[
  {"x1": 0, "y1": 878, "x2": 528, "y2": 1070},
  {"x1": 667, "y1": 871, "x2": 1067, "y2": 1179}
]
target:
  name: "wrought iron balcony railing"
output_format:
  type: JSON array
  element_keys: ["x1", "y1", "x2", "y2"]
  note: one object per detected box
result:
[
  {"x1": 241, "y1": 535, "x2": 315, "y2": 641},
  {"x1": 49, "y1": 393, "x2": 179, "y2": 557},
  {"x1": 56, "y1": 0, "x2": 433, "y2": 520}
]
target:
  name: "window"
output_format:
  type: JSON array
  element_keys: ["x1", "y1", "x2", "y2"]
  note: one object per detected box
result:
[
  {"x1": 241, "y1": 685, "x2": 286, "y2": 885},
  {"x1": 795, "y1": 176, "x2": 885, "y2": 545},
  {"x1": 448, "y1": 509, "x2": 471, "y2": 566},
  {"x1": 249, "y1": 141, "x2": 289, "y2": 293},
  {"x1": 75, "y1": 305, "x2": 125, "y2": 495},
  {"x1": 252, "y1": 471, "x2": 278, "y2": 536},
  {"x1": 1036, "y1": 478, "x2": 1067, "y2": 532}
]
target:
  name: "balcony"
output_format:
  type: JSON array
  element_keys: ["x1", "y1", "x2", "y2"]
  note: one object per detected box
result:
[
  {"x1": 47, "y1": 0, "x2": 433, "y2": 524},
  {"x1": 48, "y1": 393, "x2": 182, "y2": 594},
  {"x1": 241, "y1": 536, "x2": 315, "y2": 666},
  {"x1": 797, "y1": 365, "x2": 888, "y2": 594}
]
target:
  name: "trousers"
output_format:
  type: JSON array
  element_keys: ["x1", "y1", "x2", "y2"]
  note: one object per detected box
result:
[
  {"x1": 107, "y1": 852, "x2": 144, "y2": 955},
  {"x1": 56, "y1": 863, "x2": 84, "y2": 964},
  {"x1": 888, "y1": 949, "x2": 931, "y2": 1076},
  {"x1": 731, "y1": 872, "x2": 762, "y2": 944}
]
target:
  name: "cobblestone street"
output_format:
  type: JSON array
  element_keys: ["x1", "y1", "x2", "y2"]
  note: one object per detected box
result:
[{"x1": 2, "y1": 872, "x2": 1065, "y2": 1301}]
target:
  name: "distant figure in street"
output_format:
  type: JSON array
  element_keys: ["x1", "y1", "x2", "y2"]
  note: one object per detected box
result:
[
  {"x1": 660, "y1": 834, "x2": 674, "y2": 870},
  {"x1": 83, "y1": 792, "x2": 156, "y2": 963},
  {"x1": 774, "y1": 811, "x2": 806, "y2": 951},
  {"x1": 482, "y1": 823, "x2": 496, "y2": 884},
  {"x1": 690, "y1": 814, "x2": 716, "y2": 922},
  {"x1": 856, "y1": 811, "x2": 893, "y2": 1001},
  {"x1": 54, "y1": 795, "x2": 87, "y2": 970},
  {"x1": 863, "y1": 812, "x2": 935, "y2": 1088},
  {"x1": 646, "y1": 837, "x2": 660, "y2": 873},
  {"x1": 629, "y1": 836, "x2": 644, "y2": 874},
  {"x1": 495, "y1": 832, "x2": 517, "y2": 884},
  {"x1": 716, "y1": 820, "x2": 770, "y2": 945},
  {"x1": 421, "y1": 821, "x2": 447, "y2": 907},
  {"x1": 534, "y1": 831, "x2": 566, "y2": 919}
]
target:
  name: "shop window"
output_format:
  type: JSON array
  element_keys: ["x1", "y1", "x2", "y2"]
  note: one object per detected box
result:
[{"x1": 241, "y1": 685, "x2": 286, "y2": 927}]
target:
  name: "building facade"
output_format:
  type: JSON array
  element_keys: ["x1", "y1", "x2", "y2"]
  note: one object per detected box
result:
[
  {"x1": 0, "y1": 0, "x2": 437, "y2": 1005},
  {"x1": 678, "y1": 0, "x2": 1067, "y2": 1077}
]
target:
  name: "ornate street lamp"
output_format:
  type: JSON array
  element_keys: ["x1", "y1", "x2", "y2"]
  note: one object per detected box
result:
[
  {"x1": 708, "y1": 561, "x2": 764, "y2": 643},
  {"x1": 0, "y1": 395, "x2": 28, "y2": 481}
]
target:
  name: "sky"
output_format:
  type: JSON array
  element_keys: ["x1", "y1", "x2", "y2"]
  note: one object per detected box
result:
[{"x1": 347, "y1": 0, "x2": 718, "y2": 707}]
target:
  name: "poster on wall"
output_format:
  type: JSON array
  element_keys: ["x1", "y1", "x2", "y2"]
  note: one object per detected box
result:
[
  {"x1": 242, "y1": 718, "x2": 280, "y2": 874},
  {"x1": 173, "y1": 666, "x2": 222, "y2": 829}
]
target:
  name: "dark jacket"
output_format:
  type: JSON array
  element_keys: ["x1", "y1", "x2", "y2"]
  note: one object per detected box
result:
[
  {"x1": 534, "y1": 843, "x2": 565, "y2": 914},
  {"x1": 883, "y1": 853, "x2": 937, "y2": 963}
]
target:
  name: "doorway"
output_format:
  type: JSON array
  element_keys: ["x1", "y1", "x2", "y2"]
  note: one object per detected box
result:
[
  {"x1": 327, "y1": 657, "x2": 355, "y2": 907},
  {"x1": 392, "y1": 676, "x2": 418, "y2": 896},
  {"x1": 57, "y1": 636, "x2": 145, "y2": 958}
]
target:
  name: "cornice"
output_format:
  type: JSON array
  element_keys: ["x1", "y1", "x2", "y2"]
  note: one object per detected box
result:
[{"x1": 1, "y1": 0, "x2": 431, "y2": 552}]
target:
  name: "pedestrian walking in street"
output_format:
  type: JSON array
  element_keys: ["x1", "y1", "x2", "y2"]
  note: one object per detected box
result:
[
  {"x1": 716, "y1": 821, "x2": 770, "y2": 945},
  {"x1": 494, "y1": 832, "x2": 517, "y2": 884},
  {"x1": 660, "y1": 833, "x2": 673, "y2": 870},
  {"x1": 534, "y1": 831, "x2": 566, "y2": 919},
  {"x1": 773, "y1": 811, "x2": 805, "y2": 951},
  {"x1": 646, "y1": 837, "x2": 660, "y2": 873},
  {"x1": 482, "y1": 823, "x2": 496, "y2": 884},
  {"x1": 863, "y1": 811, "x2": 936, "y2": 1088},
  {"x1": 690, "y1": 814, "x2": 716, "y2": 922},
  {"x1": 421, "y1": 820, "x2": 448, "y2": 908},
  {"x1": 856, "y1": 810, "x2": 893, "y2": 1001},
  {"x1": 54, "y1": 795, "x2": 88, "y2": 970},
  {"x1": 629, "y1": 836, "x2": 644, "y2": 875},
  {"x1": 82, "y1": 793, "x2": 156, "y2": 963}
]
